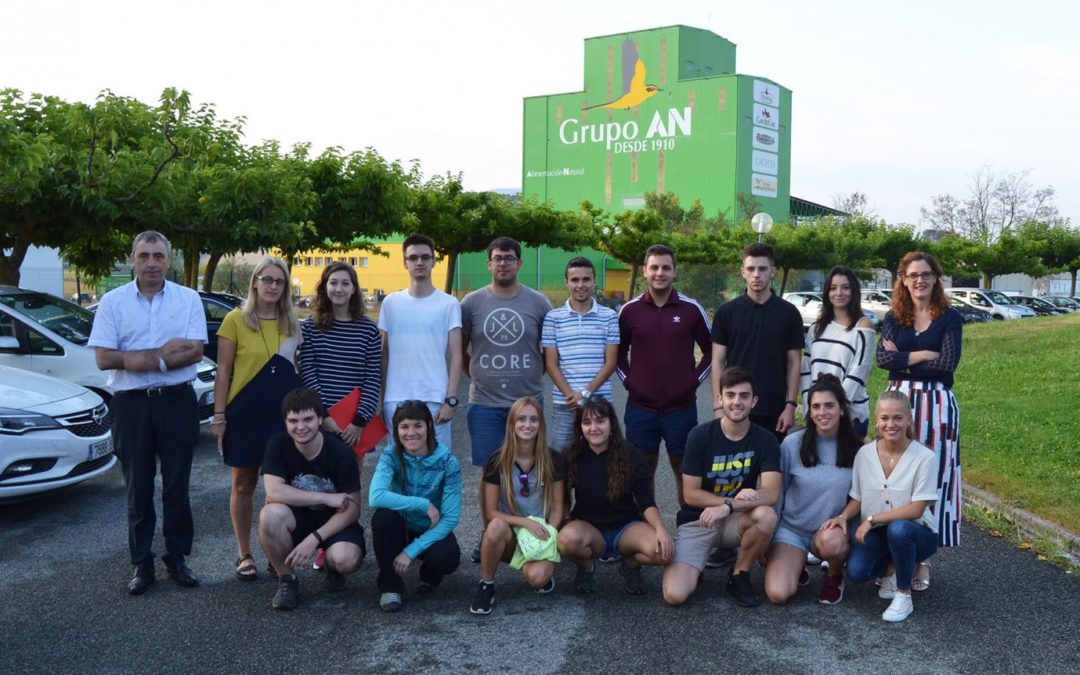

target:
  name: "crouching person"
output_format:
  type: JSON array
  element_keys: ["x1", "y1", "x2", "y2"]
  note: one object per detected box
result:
[
  {"x1": 369, "y1": 400, "x2": 462, "y2": 613},
  {"x1": 258, "y1": 388, "x2": 366, "y2": 611}
]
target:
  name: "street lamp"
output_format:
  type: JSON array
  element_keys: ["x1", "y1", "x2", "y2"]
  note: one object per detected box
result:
[{"x1": 751, "y1": 212, "x2": 774, "y2": 243}]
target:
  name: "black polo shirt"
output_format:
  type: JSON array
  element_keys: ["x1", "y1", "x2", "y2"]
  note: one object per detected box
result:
[{"x1": 711, "y1": 290, "x2": 804, "y2": 417}]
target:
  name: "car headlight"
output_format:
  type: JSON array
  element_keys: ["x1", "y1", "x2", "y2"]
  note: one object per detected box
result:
[{"x1": 0, "y1": 408, "x2": 63, "y2": 434}]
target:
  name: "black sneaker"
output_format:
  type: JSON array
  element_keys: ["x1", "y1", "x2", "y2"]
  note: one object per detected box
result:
[
  {"x1": 705, "y1": 547, "x2": 737, "y2": 569},
  {"x1": 272, "y1": 574, "x2": 299, "y2": 610},
  {"x1": 573, "y1": 563, "x2": 596, "y2": 595},
  {"x1": 469, "y1": 581, "x2": 495, "y2": 615},
  {"x1": 620, "y1": 560, "x2": 646, "y2": 596},
  {"x1": 325, "y1": 568, "x2": 346, "y2": 593},
  {"x1": 470, "y1": 544, "x2": 482, "y2": 564},
  {"x1": 726, "y1": 570, "x2": 761, "y2": 608}
]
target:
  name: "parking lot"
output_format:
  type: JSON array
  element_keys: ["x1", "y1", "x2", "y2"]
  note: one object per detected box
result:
[{"x1": 1, "y1": 379, "x2": 1078, "y2": 674}]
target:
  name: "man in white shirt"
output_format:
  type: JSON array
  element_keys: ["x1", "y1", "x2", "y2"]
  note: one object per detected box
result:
[
  {"x1": 88, "y1": 231, "x2": 207, "y2": 595},
  {"x1": 379, "y1": 233, "x2": 463, "y2": 450}
]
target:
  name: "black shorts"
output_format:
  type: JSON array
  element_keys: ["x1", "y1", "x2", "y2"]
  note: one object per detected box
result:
[{"x1": 290, "y1": 506, "x2": 367, "y2": 555}]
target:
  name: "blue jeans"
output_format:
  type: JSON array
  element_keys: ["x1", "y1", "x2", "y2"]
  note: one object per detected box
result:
[
  {"x1": 548, "y1": 403, "x2": 575, "y2": 453},
  {"x1": 623, "y1": 400, "x2": 697, "y2": 456},
  {"x1": 847, "y1": 520, "x2": 938, "y2": 591},
  {"x1": 466, "y1": 403, "x2": 511, "y2": 467}
]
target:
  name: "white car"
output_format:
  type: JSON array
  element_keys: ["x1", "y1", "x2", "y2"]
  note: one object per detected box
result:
[
  {"x1": 0, "y1": 364, "x2": 115, "y2": 502},
  {"x1": 861, "y1": 289, "x2": 893, "y2": 321},
  {"x1": 783, "y1": 292, "x2": 881, "y2": 331},
  {"x1": 0, "y1": 286, "x2": 217, "y2": 421},
  {"x1": 944, "y1": 288, "x2": 1035, "y2": 320}
]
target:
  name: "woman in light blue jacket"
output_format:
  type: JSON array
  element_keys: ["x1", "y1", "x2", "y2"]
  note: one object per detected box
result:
[{"x1": 369, "y1": 400, "x2": 462, "y2": 612}]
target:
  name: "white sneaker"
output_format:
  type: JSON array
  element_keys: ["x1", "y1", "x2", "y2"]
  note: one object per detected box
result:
[
  {"x1": 807, "y1": 551, "x2": 822, "y2": 565},
  {"x1": 882, "y1": 593, "x2": 914, "y2": 622},
  {"x1": 877, "y1": 573, "x2": 897, "y2": 600}
]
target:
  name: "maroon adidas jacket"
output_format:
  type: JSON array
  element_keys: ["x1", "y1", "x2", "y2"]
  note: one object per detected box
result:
[{"x1": 616, "y1": 289, "x2": 712, "y2": 413}]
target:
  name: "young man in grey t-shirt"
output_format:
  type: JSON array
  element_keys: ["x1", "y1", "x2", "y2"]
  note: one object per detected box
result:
[{"x1": 460, "y1": 236, "x2": 551, "y2": 561}]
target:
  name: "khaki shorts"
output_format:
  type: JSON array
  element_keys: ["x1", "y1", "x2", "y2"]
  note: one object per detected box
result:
[{"x1": 671, "y1": 513, "x2": 744, "y2": 571}]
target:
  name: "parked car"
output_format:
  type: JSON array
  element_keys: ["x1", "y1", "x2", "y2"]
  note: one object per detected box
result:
[
  {"x1": 944, "y1": 288, "x2": 1035, "y2": 320},
  {"x1": 0, "y1": 287, "x2": 217, "y2": 421},
  {"x1": 783, "y1": 292, "x2": 880, "y2": 331},
  {"x1": 0, "y1": 363, "x2": 115, "y2": 502},
  {"x1": 949, "y1": 298, "x2": 993, "y2": 324},
  {"x1": 1042, "y1": 296, "x2": 1080, "y2": 312},
  {"x1": 861, "y1": 289, "x2": 893, "y2": 321},
  {"x1": 1009, "y1": 295, "x2": 1068, "y2": 316},
  {"x1": 198, "y1": 292, "x2": 243, "y2": 361}
]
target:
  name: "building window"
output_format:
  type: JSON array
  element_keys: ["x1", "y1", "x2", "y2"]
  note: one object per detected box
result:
[
  {"x1": 315, "y1": 257, "x2": 323, "y2": 266},
  {"x1": 360, "y1": 257, "x2": 369, "y2": 268},
  {"x1": 305, "y1": 257, "x2": 313, "y2": 267},
  {"x1": 339, "y1": 257, "x2": 347, "y2": 263},
  {"x1": 349, "y1": 257, "x2": 358, "y2": 266}
]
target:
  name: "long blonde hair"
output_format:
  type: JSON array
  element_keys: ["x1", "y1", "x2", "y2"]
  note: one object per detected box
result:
[
  {"x1": 495, "y1": 397, "x2": 557, "y2": 518},
  {"x1": 241, "y1": 257, "x2": 298, "y2": 337}
]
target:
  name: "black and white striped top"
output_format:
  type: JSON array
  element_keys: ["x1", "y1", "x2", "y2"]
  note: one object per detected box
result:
[
  {"x1": 799, "y1": 320, "x2": 876, "y2": 423},
  {"x1": 299, "y1": 317, "x2": 382, "y2": 426}
]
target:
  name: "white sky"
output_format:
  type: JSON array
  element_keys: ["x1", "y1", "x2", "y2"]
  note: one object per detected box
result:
[{"x1": 5, "y1": 0, "x2": 1078, "y2": 226}]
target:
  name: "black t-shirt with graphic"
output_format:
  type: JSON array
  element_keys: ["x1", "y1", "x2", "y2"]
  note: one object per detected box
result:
[
  {"x1": 677, "y1": 420, "x2": 781, "y2": 526},
  {"x1": 261, "y1": 431, "x2": 361, "y2": 511}
]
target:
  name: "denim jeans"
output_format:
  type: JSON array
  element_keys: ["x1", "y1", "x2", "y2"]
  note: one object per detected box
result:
[
  {"x1": 548, "y1": 403, "x2": 575, "y2": 453},
  {"x1": 847, "y1": 520, "x2": 938, "y2": 591},
  {"x1": 466, "y1": 403, "x2": 511, "y2": 467},
  {"x1": 623, "y1": 400, "x2": 698, "y2": 456}
]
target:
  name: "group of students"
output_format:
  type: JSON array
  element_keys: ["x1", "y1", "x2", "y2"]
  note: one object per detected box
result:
[{"x1": 101, "y1": 229, "x2": 960, "y2": 624}]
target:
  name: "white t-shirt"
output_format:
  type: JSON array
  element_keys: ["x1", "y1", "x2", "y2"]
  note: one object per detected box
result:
[
  {"x1": 378, "y1": 288, "x2": 462, "y2": 403},
  {"x1": 850, "y1": 439, "x2": 939, "y2": 533}
]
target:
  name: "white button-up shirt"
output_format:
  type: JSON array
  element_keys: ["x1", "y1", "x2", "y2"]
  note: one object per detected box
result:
[{"x1": 88, "y1": 280, "x2": 208, "y2": 391}]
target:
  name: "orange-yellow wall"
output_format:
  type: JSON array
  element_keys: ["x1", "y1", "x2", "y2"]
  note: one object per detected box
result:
[{"x1": 284, "y1": 244, "x2": 451, "y2": 300}]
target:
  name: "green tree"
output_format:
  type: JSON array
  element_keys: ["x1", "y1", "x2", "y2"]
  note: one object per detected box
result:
[
  {"x1": 1018, "y1": 220, "x2": 1080, "y2": 295},
  {"x1": 0, "y1": 88, "x2": 200, "y2": 284},
  {"x1": 932, "y1": 232, "x2": 1041, "y2": 288},
  {"x1": 405, "y1": 173, "x2": 589, "y2": 293},
  {"x1": 867, "y1": 220, "x2": 920, "y2": 283}
]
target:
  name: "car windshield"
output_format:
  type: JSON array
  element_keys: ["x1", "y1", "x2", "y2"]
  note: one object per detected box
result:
[
  {"x1": 0, "y1": 292, "x2": 96, "y2": 345},
  {"x1": 985, "y1": 291, "x2": 1013, "y2": 305}
]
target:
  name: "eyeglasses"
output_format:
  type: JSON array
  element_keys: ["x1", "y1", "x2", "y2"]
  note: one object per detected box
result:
[
  {"x1": 904, "y1": 271, "x2": 936, "y2": 282},
  {"x1": 405, "y1": 254, "x2": 433, "y2": 263},
  {"x1": 517, "y1": 469, "x2": 530, "y2": 498},
  {"x1": 489, "y1": 256, "x2": 519, "y2": 265},
  {"x1": 256, "y1": 276, "x2": 287, "y2": 287}
]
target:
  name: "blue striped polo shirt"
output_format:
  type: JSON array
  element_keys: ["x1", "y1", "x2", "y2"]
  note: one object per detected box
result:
[{"x1": 541, "y1": 299, "x2": 620, "y2": 399}]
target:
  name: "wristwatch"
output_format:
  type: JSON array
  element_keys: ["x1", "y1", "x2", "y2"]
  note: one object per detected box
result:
[
  {"x1": 724, "y1": 499, "x2": 735, "y2": 514},
  {"x1": 158, "y1": 356, "x2": 168, "y2": 373},
  {"x1": 785, "y1": 400, "x2": 798, "y2": 408},
  {"x1": 444, "y1": 396, "x2": 459, "y2": 408},
  {"x1": 580, "y1": 389, "x2": 592, "y2": 400},
  {"x1": 867, "y1": 514, "x2": 876, "y2": 526}
]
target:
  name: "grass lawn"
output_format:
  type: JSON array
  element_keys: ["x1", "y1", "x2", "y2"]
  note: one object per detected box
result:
[{"x1": 866, "y1": 313, "x2": 1080, "y2": 533}]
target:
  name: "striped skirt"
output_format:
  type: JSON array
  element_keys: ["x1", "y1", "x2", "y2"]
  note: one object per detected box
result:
[{"x1": 887, "y1": 379, "x2": 961, "y2": 547}]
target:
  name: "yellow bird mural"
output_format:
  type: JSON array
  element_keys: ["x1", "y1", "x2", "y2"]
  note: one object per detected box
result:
[{"x1": 584, "y1": 39, "x2": 662, "y2": 111}]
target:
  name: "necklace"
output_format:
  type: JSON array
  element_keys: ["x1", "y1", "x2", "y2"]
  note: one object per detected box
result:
[
  {"x1": 877, "y1": 442, "x2": 902, "y2": 469},
  {"x1": 258, "y1": 318, "x2": 282, "y2": 374}
]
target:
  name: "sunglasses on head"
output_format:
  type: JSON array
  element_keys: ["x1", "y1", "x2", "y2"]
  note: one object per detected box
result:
[{"x1": 517, "y1": 469, "x2": 530, "y2": 498}]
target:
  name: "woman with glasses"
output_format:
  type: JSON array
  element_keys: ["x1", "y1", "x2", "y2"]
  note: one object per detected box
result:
[
  {"x1": 469, "y1": 396, "x2": 565, "y2": 615},
  {"x1": 557, "y1": 397, "x2": 674, "y2": 596},
  {"x1": 212, "y1": 258, "x2": 301, "y2": 582},
  {"x1": 800, "y1": 266, "x2": 876, "y2": 437},
  {"x1": 876, "y1": 251, "x2": 962, "y2": 590},
  {"x1": 368, "y1": 401, "x2": 462, "y2": 612}
]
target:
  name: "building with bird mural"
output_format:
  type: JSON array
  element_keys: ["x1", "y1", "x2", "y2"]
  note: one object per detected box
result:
[{"x1": 522, "y1": 25, "x2": 792, "y2": 224}]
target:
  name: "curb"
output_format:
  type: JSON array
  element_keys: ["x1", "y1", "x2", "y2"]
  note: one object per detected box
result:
[{"x1": 963, "y1": 482, "x2": 1080, "y2": 562}]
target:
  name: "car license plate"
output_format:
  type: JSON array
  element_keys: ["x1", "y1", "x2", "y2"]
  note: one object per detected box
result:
[
  {"x1": 202, "y1": 391, "x2": 215, "y2": 405},
  {"x1": 88, "y1": 437, "x2": 113, "y2": 461}
]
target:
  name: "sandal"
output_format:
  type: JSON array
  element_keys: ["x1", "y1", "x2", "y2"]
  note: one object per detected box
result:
[
  {"x1": 913, "y1": 562, "x2": 931, "y2": 591},
  {"x1": 235, "y1": 554, "x2": 258, "y2": 581}
]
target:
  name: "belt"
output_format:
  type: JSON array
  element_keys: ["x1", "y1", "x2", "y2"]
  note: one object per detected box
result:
[{"x1": 117, "y1": 383, "x2": 192, "y2": 398}]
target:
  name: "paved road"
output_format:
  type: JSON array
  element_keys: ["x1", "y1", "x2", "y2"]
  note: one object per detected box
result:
[{"x1": 2, "y1": 380, "x2": 1077, "y2": 674}]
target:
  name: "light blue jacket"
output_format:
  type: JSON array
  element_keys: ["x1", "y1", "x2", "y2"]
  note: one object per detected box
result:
[{"x1": 368, "y1": 443, "x2": 462, "y2": 559}]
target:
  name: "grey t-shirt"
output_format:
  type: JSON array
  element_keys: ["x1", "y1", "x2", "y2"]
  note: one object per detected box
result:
[
  {"x1": 461, "y1": 285, "x2": 551, "y2": 406},
  {"x1": 778, "y1": 430, "x2": 853, "y2": 538}
]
